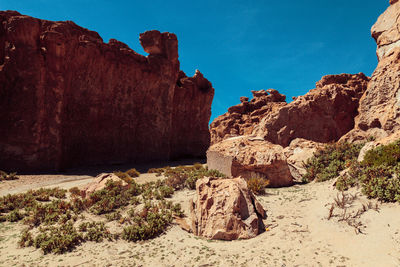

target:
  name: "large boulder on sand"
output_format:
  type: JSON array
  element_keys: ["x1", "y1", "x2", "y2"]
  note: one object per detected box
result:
[
  {"x1": 207, "y1": 136, "x2": 294, "y2": 187},
  {"x1": 190, "y1": 177, "x2": 266, "y2": 240},
  {"x1": 207, "y1": 136, "x2": 322, "y2": 187}
]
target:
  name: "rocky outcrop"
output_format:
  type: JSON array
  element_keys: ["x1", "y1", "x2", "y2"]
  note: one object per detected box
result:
[
  {"x1": 254, "y1": 73, "x2": 369, "y2": 146},
  {"x1": 0, "y1": 11, "x2": 214, "y2": 171},
  {"x1": 342, "y1": 1, "x2": 400, "y2": 142},
  {"x1": 207, "y1": 136, "x2": 322, "y2": 187},
  {"x1": 210, "y1": 89, "x2": 286, "y2": 145},
  {"x1": 210, "y1": 74, "x2": 369, "y2": 147},
  {"x1": 208, "y1": 73, "x2": 367, "y2": 186},
  {"x1": 190, "y1": 177, "x2": 266, "y2": 240}
]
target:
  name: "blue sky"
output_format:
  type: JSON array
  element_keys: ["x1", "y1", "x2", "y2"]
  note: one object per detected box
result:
[{"x1": 0, "y1": 0, "x2": 389, "y2": 122}]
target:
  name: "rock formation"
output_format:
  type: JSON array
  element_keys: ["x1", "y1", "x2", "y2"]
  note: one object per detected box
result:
[
  {"x1": 342, "y1": 0, "x2": 400, "y2": 142},
  {"x1": 210, "y1": 89, "x2": 286, "y2": 145},
  {"x1": 81, "y1": 173, "x2": 127, "y2": 197},
  {"x1": 0, "y1": 11, "x2": 214, "y2": 172},
  {"x1": 190, "y1": 177, "x2": 266, "y2": 240},
  {"x1": 210, "y1": 74, "x2": 369, "y2": 147},
  {"x1": 207, "y1": 136, "x2": 322, "y2": 187},
  {"x1": 208, "y1": 74, "x2": 368, "y2": 186}
]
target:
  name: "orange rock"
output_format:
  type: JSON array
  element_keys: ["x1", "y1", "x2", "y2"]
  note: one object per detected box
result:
[
  {"x1": 190, "y1": 177, "x2": 266, "y2": 240},
  {"x1": 210, "y1": 74, "x2": 368, "y2": 147},
  {"x1": 344, "y1": 1, "x2": 400, "y2": 141}
]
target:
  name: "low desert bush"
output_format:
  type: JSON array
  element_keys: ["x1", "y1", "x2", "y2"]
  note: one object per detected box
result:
[
  {"x1": 113, "y1": 171, "x2": 134, "y2": 184},
  {"x1": 303, "y1": 142, "x2": 364, "y2": 183},
  {"x1": 79, "y1": 221, "x2": 112, "y2": 242},
  {"x1": 32, "y1": 222, "x2": 83, "y2": 254},
  {"x1": 122, "y1": 204, "x2": 173, "y2": 242},
  {"x1": 0, "y1": 171, "x2": 19, "y2": 181},
  {"x1": 2, "y1": 168, "x2": 196, "y2": 254},
  {"x1": 335, "y1": 140, "x2": 400, "y2": 202},
  {"x1": 164, "y1": 165, "x2": 226, "y2": 190},
  {"x1": 125, "y1": 168, "x2": 140, "y2": 178},
  {"x1": 246, "y1": 177, "x2": 270, "y2": 195}
]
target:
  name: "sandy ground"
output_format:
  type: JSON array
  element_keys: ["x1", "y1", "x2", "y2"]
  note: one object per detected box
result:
[{"x1": 0, "y1": 173, "x2": 400, "y2": 267}]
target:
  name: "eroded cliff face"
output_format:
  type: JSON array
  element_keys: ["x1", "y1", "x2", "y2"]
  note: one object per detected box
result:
[
  {"x1": 210, "y1": 73, "x2": 369, "y2": 147},
  {"x1": 208, "y1": 74, "x2": 368, "y2": 186},
  {"x1": 342, "y1": 1, "x2": 400, "y2": 141},
  {"x1": 0, "y1": 11, "x2": 214, "y2": 171}
]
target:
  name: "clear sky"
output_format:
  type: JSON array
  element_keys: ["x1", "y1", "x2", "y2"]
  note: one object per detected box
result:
[{"x1": 0, "y1": 0, "x2": 389, "y2": 122}]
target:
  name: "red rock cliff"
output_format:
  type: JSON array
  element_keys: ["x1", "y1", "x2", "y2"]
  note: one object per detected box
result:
[{"x1": 0, "y1": 11, "x2": 214, "y2": 171}]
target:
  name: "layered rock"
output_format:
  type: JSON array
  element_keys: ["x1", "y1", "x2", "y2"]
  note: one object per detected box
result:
[
  {"x1": 190, "y1": 177, "x2": 266, "y2": 240},
  {"x1": 0, "y1": 11, "x2": 214, "y2": 171},
  {"x1": 210, "y1": 74, "x2": 369, "y2": 147},
  {"x1": 342, "y1": 1, "x2": 400, "y2": 142}
]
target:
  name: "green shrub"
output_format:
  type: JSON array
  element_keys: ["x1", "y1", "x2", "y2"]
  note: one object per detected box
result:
[
  {"x1": 32, "y1": 222, "x2": 83, "y2": 254},
  {"x1": 0, "y1": 171, "x2": 19, "y2": 181},
  {"x1": 335, "y1": 140, "x2": 400, "y2": 202},
  {"x1": 105, "y1": 211, "x2": 122, "y2": 221},
  {"x1": 246, "y1": 177, "x2": 270, "y2": 195},
  {"x1": 303, "y1": 142, "x2": 364, "y2": 183},
  {"x1": 19, "y1": 229, "x2": 34, "y2": 247},
  {"x1": 158, "y1": 185, "x2": 174, "y2": 198},
  {"x1": 126, "y1": 168, "x2": 140, "y2": 178},
  {"x1": 79, "y1": 221, "x2": 112, "y2": 242},
  {"x1": 122, "y1": 208, "x2": 172, "y2": 241},
  {"x1": 113, "y1": 171, "x2": 134, "y2": 184},
  {"x1": 363, "y1": 140, "x2": 400, "y2": 168},
  {"x1": 171, "y1": 203, "x2": 184, "y2": 217},
  {"x1": 7, "y1": 210, "x2": 24, "y2": 222}
]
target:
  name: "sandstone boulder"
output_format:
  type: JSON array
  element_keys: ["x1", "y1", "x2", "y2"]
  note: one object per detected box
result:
[
  {"x1": 0, "y1": 11, "x2": 214, "y2": 172},
  {"x1": 207, "y1": 136, "x2": 322, "y2": 187},
  {"x1": 207, "y1": 136, "x2": 294, "y2": 187},
  {"x1": 81, "y1": 173, "x2": 127, "y2": 196},
  {"x1": 283, "y1": 139, "x2": 324, "y2": 182},
  {"x1": 190, "y1": 177, "x2": 266, "y2": 240}
]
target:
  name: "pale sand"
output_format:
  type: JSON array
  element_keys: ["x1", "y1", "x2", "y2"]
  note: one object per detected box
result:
[{"x1": 0, "y1": 174, "x2": 400, "y2": 267}]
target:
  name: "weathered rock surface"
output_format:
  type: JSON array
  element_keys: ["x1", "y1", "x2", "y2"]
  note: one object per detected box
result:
[
  {"x1": 210, "y1": 74, "x2": 369, "y2": 147},
  {"x1": 207, "y1": 136, "x2": 293, "y2": 187},
  {"x1": 207, "y1": 136, "x2": 321, "y2": 187},
  {"x1": 343, "y1": 1, "x2": 400, "y2": 141},
  {"x1": 0, "y1": 11, "x2": 214, "y2": 171},
  {"x1": 283, "y1": 138, "x2": 324, "y2": 182},
  {"x1": 208, "y1": 73, "x2": 367, "y2": 186},
  {"x1": 190, "y1": 177, "x2": 266, "y2": 240},
  {"x1": 81, "y1": 173, "x2": 127, "y2": 196},
  {"x1": 210, "y1": 89, "x2": 286, "y2": 145},
  {"x1": 254, "y1": 73, "x2": 369, "y2": 147}
]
